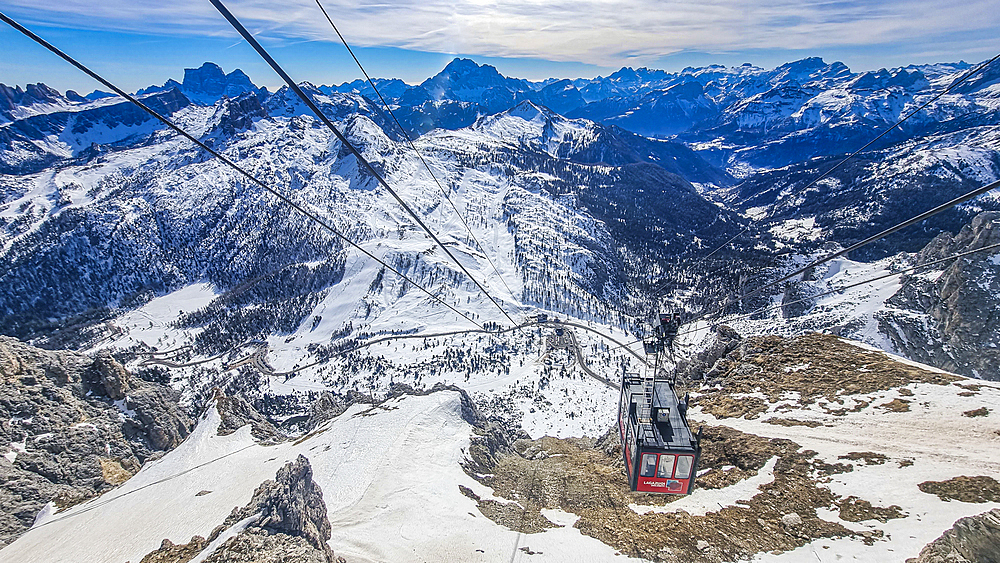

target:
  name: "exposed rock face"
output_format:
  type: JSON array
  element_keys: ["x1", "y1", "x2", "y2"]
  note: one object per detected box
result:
[
  {"x1": 0, "y1": 337, "x2": 193, "y2": 546},
  {"x1": 237, "y1": 454, "x2": 334, "y2": 558},
  {"x1": 200, "y1": 529, "x2": 333, "y2": 563},
  {"x1": 91, "y1": 352, "x2": 130, "y2": 400},
  {"x1": 214, "y1": 393, "x2": 284, "y2": 444},
  {"x1": 878, "y1": 211, "x2": 1000, "y2": 380},
  {"x1": 907, "y1": 509, "x2": 1000, "y2": 563},
  {"x1": 303, "y1": 391, "x2": 352, "y2": 432},
  {"x1": 675, "y1": 324, "x2": 743, "y2": 382},
  {"x1": 139, "y1": 455, "x2": 343, "y2": 563}
]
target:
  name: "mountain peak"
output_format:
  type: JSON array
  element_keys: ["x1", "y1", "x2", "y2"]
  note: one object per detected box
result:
[
  {"x1": 608, "y1": 67, "x2": 639, "y2": 82},
  {"x1": 432, "y1": 57, "x2": 506, "y2": 85},
  {"x1": 182, "y1": 62, "x2": 258, "y2": 98},
  {"x1": 772, "y1": 57, "x2": 852, "y2": 84},
  {"x1": 135, "y1": 62, "x2": 261, "y2": 104},
  {"x1": 506, "y1": 99, "x2": 548, "y2": 121},
  {"x1": 442, "y1": 57, "x2": 483, "y2": 73},
  {"x1": 0, "y1": 82, "x2": 67, "y2": 119}
]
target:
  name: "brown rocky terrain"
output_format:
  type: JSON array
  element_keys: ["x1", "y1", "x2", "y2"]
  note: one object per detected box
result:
[{"x1": 462, "y1": 332, "x2": 1000, "y2": 562}]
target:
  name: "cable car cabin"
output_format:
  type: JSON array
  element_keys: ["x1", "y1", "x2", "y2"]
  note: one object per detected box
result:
[
  {"x1": 618, "y1": 374, "x2": 700, "y2": 494},
  {"x1": 655, "y1": 312, "x2": 681, "y2": 346}
]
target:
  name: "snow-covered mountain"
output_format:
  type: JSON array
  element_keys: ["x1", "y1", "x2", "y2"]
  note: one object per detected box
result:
[
  {"x1": 137, "y1": 62, "x2": 266, "y2": 106},
  {"x1": 2, "y1": 53, "x2": 1000, "y2": 562},
  {"x1": 2, "y1": 57, "x2": 999, "y2": 378}
]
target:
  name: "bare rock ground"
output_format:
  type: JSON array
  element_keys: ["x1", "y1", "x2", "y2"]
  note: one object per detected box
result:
[{"x1": 0, "y1": 337, "x2": 193, "y2": 547}]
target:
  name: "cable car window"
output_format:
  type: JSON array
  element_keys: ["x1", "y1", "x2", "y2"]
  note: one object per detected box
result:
[
  {"x1": 657, "y1": 455, "x2": 675, "y2": 479},
  {"x1": 640, "y1": 453, "x2": 657, "y2": 477},
  {"x1": 675, "y1": 455, "x2": 694, "y2": 479}
]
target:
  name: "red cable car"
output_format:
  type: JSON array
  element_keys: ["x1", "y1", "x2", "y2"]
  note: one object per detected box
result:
[
  {"x1": 618, "y1": 311, "x2": 700, "y2": 494},
  {"x1": 618, "y1": 374, "x2": 700, "y2": 493}
]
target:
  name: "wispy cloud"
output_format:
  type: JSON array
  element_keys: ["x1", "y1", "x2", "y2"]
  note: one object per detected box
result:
[{"x1": 4, "y1": 0, "x2": 999, "y2": 66}]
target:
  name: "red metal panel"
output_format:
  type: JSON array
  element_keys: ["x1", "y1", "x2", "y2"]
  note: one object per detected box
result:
[{"x1": 636, "y1": 477, "x2": 690, "y2": 494}]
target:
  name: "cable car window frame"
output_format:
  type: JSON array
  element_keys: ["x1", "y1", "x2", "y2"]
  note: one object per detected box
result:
[
  {"x1": 675, "y1": 455, "x2": 694, "y2": 479},
  {"x1": 640, "y1": 453, "x2": 658, "y2": 477},
  {"x1": 656, "y1": 454, "x2": 675, "y2": 479}
]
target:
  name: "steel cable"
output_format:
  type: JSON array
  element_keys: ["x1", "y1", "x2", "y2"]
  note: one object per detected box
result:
[
  {"x1": 209, "y1": 0, "x2": 518, "y2": 328},
  {"x1": 313, "y1": 0, "x2": 520, "y2": 306},
  {"x1": 0, "y1": 11, "x2": 484, "y2": 330}
]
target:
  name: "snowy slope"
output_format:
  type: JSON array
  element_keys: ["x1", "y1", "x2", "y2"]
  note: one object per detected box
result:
[
  {"x1": 0, "y1": 391, "x2": 639, "y2": 563},
  {"x1": 6, "y1": 342, "x2": 996, "y2": 563}
]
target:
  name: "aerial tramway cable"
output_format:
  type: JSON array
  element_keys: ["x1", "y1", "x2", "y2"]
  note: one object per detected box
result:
[
  {"x1": 609, "y1": 239, "x2": 1000, "y2": 355},
  {"x1": 655, "y1": 52, "x2": 1000, "y2": 313},
  {"x1": 692, "y1": 178, "x2": 1000, "y2": 323},
  {"x1": 679, "y1": 240, "x2": 1000, "y2": 337},
  {"x1": 208, "y1": 0, "x2": 519, "y2": 328},
  {"x1": 0, "y1": 11, "x2": 486, "y2": 331},
  {"x1": 313, "y1": 0, "x2": 520, "y2": 306}
]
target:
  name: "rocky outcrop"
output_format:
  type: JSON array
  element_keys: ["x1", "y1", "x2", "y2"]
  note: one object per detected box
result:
[
  {"x1": 877, "y1": 211, "x2": 1000, "y2": 380},
  {"x1": 91, "y1": 352, "x2": 130, "y2": 400},
  {"x1": 675, "y1": 324, "x2": 743, "y2": 382},
  {"x1": 303, "y1": 391, "x2": 361, "y2": 432},
  {"x1": 907, "y1": 509, "x2": 1000, "y2": 563},
  {"x1": 232, "y1": 455, "x2": 335, "y2": 559},
  {"x1": 214, "y1": 392, "x2": 284, "y2": 444},
  {"x1": 0, "y1": 337, "x2": 193, "y2": 547},
  {"x1": 139, "y1": 455, "x2": 343, "y2": 563}
]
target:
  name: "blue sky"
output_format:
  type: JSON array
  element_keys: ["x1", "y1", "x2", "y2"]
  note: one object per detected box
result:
[{"x1": 1, "y1": 0, "x2": 999, "y2": 94}]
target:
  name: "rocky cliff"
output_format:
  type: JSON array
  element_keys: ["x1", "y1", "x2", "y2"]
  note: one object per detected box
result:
[
  {"x1": 908, "y1": 508, "x2": 1000, "y2": 563},
  {"x1": 878, "y1": 211, "x2": 1000, "y2": 380},
  {"x1": 0, "y1": 337, "x2": 193, "y2": 547}
]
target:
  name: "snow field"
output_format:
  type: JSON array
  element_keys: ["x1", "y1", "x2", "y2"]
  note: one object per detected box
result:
[
  {"x1": 630, "y1": 457, "x2": 779, "y2": 518},
  {"x1": 1, "y1": 391, "x2": 641, "y2": 563}
]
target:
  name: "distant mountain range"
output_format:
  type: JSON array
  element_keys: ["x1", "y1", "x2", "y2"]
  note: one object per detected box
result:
[{"x1": 1, "y1": 55, "x2": 998, "y2": 382}]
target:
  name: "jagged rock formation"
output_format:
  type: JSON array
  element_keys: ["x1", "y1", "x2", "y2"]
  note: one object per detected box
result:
[
  {"x1": 675, "y1": 324, "x2": 742, "y2": 382},
  {"x1": 878, "y1": 211, "x2": 1000, "y2": 380},
  {"x1": 0, "y1": 337, "x2": 193, "y2": 547},
  {"x1": 907, "y1": 509, "x2": 1000, "y2": 563},
  {"x1": 233, "y1": 454, "x2": 336, "y2": 559},
  {"x1": 139, "y1": 455, "x2": 343, "y2": 563},
  {"x1": 0, "y1": 83, "x2": 64, "y2": 120},
  {"x1": 214, "y1": 392, "x2": 284, "y2": 444}
]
